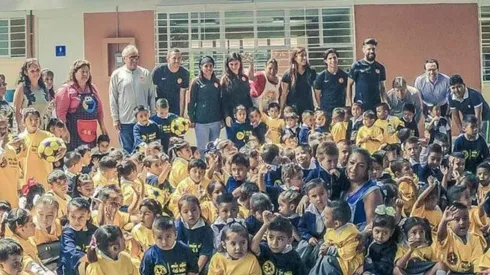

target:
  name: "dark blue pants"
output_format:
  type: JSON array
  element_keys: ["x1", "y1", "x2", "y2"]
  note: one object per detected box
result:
[{"x1": 119, "y1": 123, "x2": 135, "y2": 154}]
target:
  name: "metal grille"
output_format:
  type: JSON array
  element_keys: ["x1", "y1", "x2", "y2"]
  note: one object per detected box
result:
[{"x1": 0, "y1": 18, "x2": 26, "y2": 58}]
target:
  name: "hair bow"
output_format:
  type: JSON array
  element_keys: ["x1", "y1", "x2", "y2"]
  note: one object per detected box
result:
[
  {"x1": 374, "y1": 205, "x2": 396, "y2": 217},
  {"x1": 21, "y1": 178, "x2": 38, "y2": 196}
]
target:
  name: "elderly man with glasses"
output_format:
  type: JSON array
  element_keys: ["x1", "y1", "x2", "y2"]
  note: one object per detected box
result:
[{"x1": 109, "y1": 45, "x2": 155, "y2": 154}]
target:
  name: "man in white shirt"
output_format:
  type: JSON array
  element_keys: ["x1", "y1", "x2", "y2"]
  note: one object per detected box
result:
[{"x1": 109, "y1": 45, "x2": 155, "y2": 154}]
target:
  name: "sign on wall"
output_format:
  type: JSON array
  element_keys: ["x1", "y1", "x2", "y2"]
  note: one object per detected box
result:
[{"x1": 55, "y1": 45, "x2": 66, "y2": 57}]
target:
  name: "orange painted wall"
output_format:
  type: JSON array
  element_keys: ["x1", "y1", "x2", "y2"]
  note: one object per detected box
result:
[
  {"x1": 354, "y1": 4, "x2": 481, "y2": 90},
  {"x1": 84, "y1": 11, "x2": 155, "y2": 145}
]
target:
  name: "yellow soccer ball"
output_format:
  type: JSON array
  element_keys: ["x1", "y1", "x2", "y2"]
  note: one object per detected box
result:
[
  {"x1": 37, "y1": 137, "x2": 66, "y2": 163},
  {"x1": 170, "y1": 117, "x2": 190, "y2": 136}
]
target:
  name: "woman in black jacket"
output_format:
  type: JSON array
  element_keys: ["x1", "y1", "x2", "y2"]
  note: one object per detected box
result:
[
  {"x1": 221, "y1": 52, "x2": 253, "y2": 139},
  {"x1": 188, "y1": 56, "x2": 223, "y2": 156}
]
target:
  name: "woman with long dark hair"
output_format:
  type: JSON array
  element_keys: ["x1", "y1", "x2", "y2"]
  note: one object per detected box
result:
[
  {"x1": 188, "y1": 56, "x2": 223, "y2": 157},
  {"x1": 13, "y1": 58, "x2": 50, "y2": 132},
  {"x1": 280, "y1": 47, "x2": 317, "y2": 116},
  {"x1": 55, "y1": 60, "x2": 107, "y2": 150},
  {"x1": 221, "y1": 53, "x2": 253, "y2": 138}
]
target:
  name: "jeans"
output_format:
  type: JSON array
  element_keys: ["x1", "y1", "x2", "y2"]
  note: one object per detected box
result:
[
  {"x1": 119, "y1": 123, "x2": 135, "y2": 154},
  {"x1": 195, "y1": 121, "x2": 222, "y2": 156}
]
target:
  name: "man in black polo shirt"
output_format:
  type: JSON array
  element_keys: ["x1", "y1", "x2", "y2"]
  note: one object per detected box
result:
[
  {"x1": 314, "y1": 48, "x2": 348, "y2": 117},
  {"x1": 448, "y1": 74, "x2": 490, "y2": 140},
  {"x1": 346, "y1": 38, "x2": 387, "y2": 111}
]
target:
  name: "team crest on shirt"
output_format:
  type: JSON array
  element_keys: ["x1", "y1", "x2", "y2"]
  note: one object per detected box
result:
[
  {"x1": 447, "y1": 252, "x2": 458, "y2": 265},
  {"x1": 177, "y1": 78, "x2": 183, "y2": 84},
  {"x1": 460, "y1": 261, "x2": 472, "y2": 271},
  {"x1": 139, "y1": 76, "x2": 145, "y2": 82},
  {"x1": 338, "y1": 78, "x2": 344, "y2": 84},
  {"x1": 236, "y1": 132, "x2": 245, "y2": 140},
  {"x1": 0, "y1": 158, "x2": 7, "y2": 168},
  {"x1": 375, "y1": 69, "x2": 380, "y2": 74},
  {"x1": 154, "y1": 265, "x2": 168, "y2": 275},
  {"x1": 262, "y1": 260, "x2": 276, "y2": 275},
  {"x1": 214, "y1": 82, "x2": 219, "y2": 88},
  {"x1": 242, "y1": 76, "x2": 247, "y2": 82}
]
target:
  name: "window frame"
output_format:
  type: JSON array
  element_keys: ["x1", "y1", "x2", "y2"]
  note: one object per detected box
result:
[{"x1": 0, "y1": 17, "x2": 26, "y2": 58}]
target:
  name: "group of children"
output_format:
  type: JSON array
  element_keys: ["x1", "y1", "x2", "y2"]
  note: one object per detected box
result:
[{"x1": 4, "y1": 92, "x2": 490, "y2": 275}]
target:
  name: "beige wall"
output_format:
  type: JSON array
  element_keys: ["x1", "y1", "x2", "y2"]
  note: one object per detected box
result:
[{"x1": 0, "y1": 58, "x2": 25, "y2": 91}]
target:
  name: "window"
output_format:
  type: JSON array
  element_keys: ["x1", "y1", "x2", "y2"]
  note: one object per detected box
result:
[
  {"x1": 155, "y1": 7, "x2": 354, "y2": 77},
  {"x1": 0, "y1": 18, "x2": 26, "y2": 58},
  {"x1": 481, "y1": 6, "x2": 490, "y2": 81}
]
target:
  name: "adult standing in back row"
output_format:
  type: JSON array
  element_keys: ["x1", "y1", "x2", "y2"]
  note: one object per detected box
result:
[
  {"x1": 346, "y1": 38, "x2": 387, "y2": 111},
  {"x1": 152, "y1": 49, "x2": 189, "y2": 116},
  {"x1": 109, "y1": 45, "x2": 155, "y2": 154},
  {"x1": 414, "y1": 59, "x2": 450, "y2": 116}
]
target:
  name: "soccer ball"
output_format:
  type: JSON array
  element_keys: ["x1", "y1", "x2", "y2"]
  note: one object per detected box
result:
[
  {"x1": 170, "y1": 117, "x2": 190, "y2": 136},
  {"x1": 37, "y1": 137, "x2": 66, "y2": 163}
]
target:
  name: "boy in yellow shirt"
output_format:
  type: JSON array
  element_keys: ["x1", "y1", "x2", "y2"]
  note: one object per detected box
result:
[
  {"x1": 18, "y1": 108, "x2": 63, "y2": 190},
  {"x1": 169, "y1": 159, "x2": 209, "y2": 216},
  {"x1": 374, "y1": 103, "x2": 404, "y2": 144},
  {"x1": 45, "y1": 170, "x2": 72, "y2": 220},
  {"x1": 436, "y1": 202, "x2": 484, "y2": 273},
  {"x1": 93, "y1": 156, "x2": 118, "y2": 188},
  {"x1": 318, "y1": 200, "x2": 363, "y2": 275},
  {"x1": 259, "y1": 102, "x2": 285, "y2": 144},
  {"x1": 330, "y1": 108, "x2": 348, "y2": 143},
  {"x1": 0, "y1": 116, "x2": 21, "y2": 208},
  {"x1": 356, "y1": 110, "x2": 384, "y2": 154}
]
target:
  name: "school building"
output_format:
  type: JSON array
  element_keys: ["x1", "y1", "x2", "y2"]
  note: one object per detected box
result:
[{"x1": 0, "y1": 0, "x2": 488, "y2": 140}]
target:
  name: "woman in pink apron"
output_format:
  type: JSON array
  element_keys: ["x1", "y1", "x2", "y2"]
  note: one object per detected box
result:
[
  {"x1": 249, "y1": 58, "x2": 280, "y2": 113},
  {"x1": 55, "y1": 60, "x2": 107, "y2": 150}
]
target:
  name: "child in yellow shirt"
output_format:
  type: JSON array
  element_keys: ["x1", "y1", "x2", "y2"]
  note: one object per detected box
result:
[
  {"x1": 330, "y1": 108, "x2": 348, "y2": 143},
  {"x1": 410, "y1": 176, "x2": 442, "y2": 240},
  {"x1": 374, "y1": 102, "x2": 404, "y2": 144},
  {"x1": 117, "y1": 159, "x2": 145, "y2": 212},
  {"x1": 394, "y1": 216, "x2": 447, "y2": 275},
  {"x1": 18, "y1": 108, "x2": 63, "y2": 190},
  {"x1": 0, "y1": 116, "x2": 21, "y2": 208},
  {"x1": 169, "y1": 159, "x2": 209, "y2": 217},
  {"x1": 316, "y1": 200, "x2": 363, "y2": 275},
  {"x1": 356, "y1": 110, "x2": 384, "y2": 154},
  {"x1": 200, "y1": 181, "x2": 225, "y2": 224},
  {"x1": 45, "y1": 170, "x2": 72, "y2": 220},
  {"x1": 33, "y1": 195, "x2": 62, "y2": 246},
  {"x1": 131, "y1": 199, "x2": 161, "y2": 257},
  {"x1": 392, "y1": 159, "x2": 418, "y2": 217},
  {"x1": 86, "y1": 225, "x2": 139, "y2": 275},
  {"x1": 0, "y1": 239, "x2": 31, "y2": 275},
  {"x1": 168, "y1": 137, "x2": 192, "y2": 188},
  {"x1": 436, "y1": 202, "x2": 484, "y2": 273},
  {"x1": 92, "y1": 156, "x2": 118, "y2": 188},
  {"x1": 477, "y1": 162, "x2": 490, "y2": 203},
  {"x1": 259, "y1": 102, "x2": 285, "y2": 144},
  {"x1": 92, "y1": 184, "x2": 133, "y2": 229}
]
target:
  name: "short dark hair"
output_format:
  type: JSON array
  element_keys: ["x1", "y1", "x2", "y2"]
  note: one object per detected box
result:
[
  {"x1": 316, "y1": 141, "x2": 338, "y2": 157},
  {"x1": 425, "y1": 59, "x2": 439, "y2": 69},
  {"x1": 47, "y1": 169, "x2": 68, "y2": 185},
  {"x1": 403, "y1": 103, "x2": 416, "y2": 114},
  {"x1": 449, "y1": 74, "x2": 465, "y2": 86},
  {"x1": 188, "y1": 158, "x2": 207, "y2": 171},
  {"x1": 64, "y1": 151, "x2": 82, "y2": 169},
  {"x1": 156, "y1": 98, "x2": 169, "y2": 109},
  {"x1": 0, "y1": 239, "x2": 22, "y2": 262},
  {"x1": 327, "y1": 200, "x2": 351, "y2": 224},
  {"x1": 134, "y1": 105, "x2": 149, "y2": 117},
  {"x1": 99, "y1": 156, "x2": 118, "y2": 171},
  {"x1": 323, "y1": 48, "x2": 338, "y2": 59},
  {"x1": 268, "y1": 102, "x2": 280, "y2": 111},
  {"x1": 463, "y1": 115, "x2": 478, "y2": 127},
  {"x1": 231, "y1": 153, "x2": 250, "y2": 168},
  {"x1": 376, "y1": 102, "x2": 390, "y2": 112},
  {"x1": 250, "y1": 193, "x2": 272, "y2": 212},
  {"x1": 261, "y1": 144, "x2": 280, "y2": 164},
  {"x1": 269, "y1": 216, "x2": 293, "y2": 238},
  {"x1": 404, "y1": 136, "x2": 419, "y2": 146},
  {"x1": 392, "y1": 76, "x2": 407, "y2": 89},
  {"x1": 451, "y1": 201, "x2": 468, "y2": 211},
  {"x1": 447, "y1": 184, "x2": 468, "y2": 205},
  {"x1": 427, "y1": 143, "x2": 443, "y2": 156},
  {"x1": 363, "y1": 110, "x2": 376, "y2": 120},
  {"x1": 97, "y1": 134, "x2": 110, "y2": 144},
  {"x1": 216, "y1": 193, "x2": 236, "y2": 207},
  {"x1": 363, "y1": 38, "x2": 378, "y2": 46},
  {"x1": 152, "y1": 216, "x2": 176, "y2": 231}
]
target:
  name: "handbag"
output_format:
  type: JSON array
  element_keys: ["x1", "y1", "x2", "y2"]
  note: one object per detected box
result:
[{"x1": 37, "y1": 240, "x2": 60, "y2": 270}]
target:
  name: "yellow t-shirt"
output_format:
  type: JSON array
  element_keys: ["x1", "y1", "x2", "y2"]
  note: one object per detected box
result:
[
  {"x1": 91, "y1": 210, "x2": 131, "y2": 229},
  {"x1": 374, "y1": 116, "x2": 404, "y2": 144},
  {"x1": 32, "y1": 218, "x2": 62, "y2": 245},
  {"x1": 208, "y1": 252, "x2": 261, "y2": 275},
  {"x1": 131, "y1": 223, "x2": 154, "y2": 254},
  {"x1": 86, "y1": 251, "x2": 139, "y2": 275},
  {"x1": 46, "y1": 191, "x2": 71, "y2": 219},
  {"x1": 331, "y1": 122, "x2": 348, "y2": 143},
  {"x1": 0, "y1": 145, "x2": 21, "y2": 208},
  {"x1": 469, "y1": 206, "x2": 488, "y2": 241},
  {"x1": 398, "y1": 180, "x2": 417, "y2": 217},
  {"x1": 168, "y1": 177, "x2": 210, "y2": 217},
  {"x1": 18, "y1": 129, "x2": 53, "y2": 190},
  {"x1": 168, "y1": 158, "x2": 189, "y2": 188},
  {"x1": 238, "y1": 203, "x2": 250, "y2": 219},
  {"x1": 93, "y1": 171, "x2": 118, "y2": 188},
  {"x1": 394, "y1": 244, "x2": 437, "y2": 264},
  {"x1": 478, "y1": 184, "x2": 490, "y2": 203},
  {"x1": 201, "y1": 200, "x2": 218, "y2": 224},
  {"x1": 435, "y1": 229, "x2": 484, "y2": 273},
  {"x1": 411, "y1": 204, "x2": 442, "y2": 241},
  {"x1": 356, "y1": 125, "x2": 384, "y2": 154},
  {"x1": 323, "y1": 223, "x2": 364, "y2": 275},
  {"x1": 263, "y1": 116, "x2": 285, "y2": 144}
]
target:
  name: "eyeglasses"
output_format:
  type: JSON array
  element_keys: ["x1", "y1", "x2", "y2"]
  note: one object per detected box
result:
[{"x1": 128, "y1": 55, "x2": 139, "y2": 61}]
